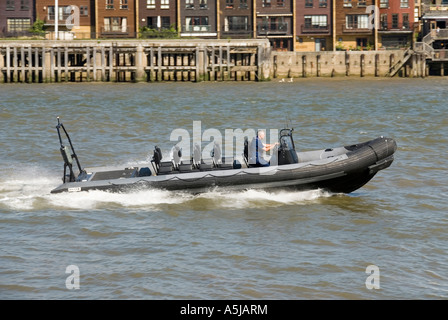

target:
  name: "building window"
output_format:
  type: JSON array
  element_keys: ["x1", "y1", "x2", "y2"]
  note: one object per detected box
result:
[
  {"x1": 403, "y1": 13, "x2": 409, "y2": 29},
  {"x1": 319, "y1": 0, "x2": 327, "y2": 8},
  {"x1": 400, "y1": 0, "x2": 409, "y2": 8},
  {"x1": 106, "y1": 0, "x2": 114, "y2": 10},
  {"x1": 185, "y1": 17, "x2": 210, "y2": 31},
  {"x1": 277, "y1": 0, "x2": 285, "y2": 7},
  {"x1": 226, "y1": 0, "x2": 234, "y2": 9},
  {"x1": 6, "y1": 0, "x2": 15, "y2": 10},
  {"x1": 48, "y1": 6, "x2": 71, "y2": 20},
  {"x1": 304, "y1": 15, "x2": 328, "y2": 29},
  {"x1": 147, "y1": 16, "x2": 171, "y2": 29},
  {"x1": 380, "y1": 0, "x2": 388, "y2": 8},
  {"x1": 199, "y1": 0, "x2": 207, "y2": 9},
  {"x1": 20, "y1": 0, "x2": 29, "y2": 10},
  {"x1": 79, "y1": 6, "x2": 89, "y2": 16},
  {"x1": 147, "y1": 0, "x2": 155, "y2": 9},
  {"x1": 225, "y1": 16, "x2": 248, "y2": 32},
  {"x1": 80, "y1": 5, "x2": 88, "y2": 16},
  {"x1": 240, "y1": 0, "x2": 248, "y2": 9},
  {"x1": 120, "y1": 0, "x2": 128, "y2": 9},
  {"x1": 161, "y1": 0, "x2": 170, "y2": 9},
  {"x1": 104, "y1": 17, "x2": 128, "y2": 32},
  {"x1": 7, "y1": 18, "x2": 31, "y2": 32},
  {"x1": 161, "y1": 17, "x2": 170, "y2": 29},
  {"x1": 358, "y1": 0, "x2": 367, "y2": 6},
  {"x1": 346, "y1": 14, "x2": 369, "y2": 29},
  {"x1": 186, "y1": 0, "x2": 194, "y2": 9},
  {"x1": 343, "y1": 0, "x2": 352, "y2": 7},
  {"x1": 262, "y1": 0, "x2": 271, "y2": 7},
  {"x1": 147, "y1": 17, "x2": 157, "y2": 28},
  {"x1": 392, "y1": 14, "x2": 398, "y2": 28},
  {"x1": 305, "y1": 0, "x2": 313, "y2": 8},
  {"x1": 380, "y1": 13, "x2": 387, "y2": 29},
  {"x1": 356, "y1": 38, "x2": 367, "y2": 47}
]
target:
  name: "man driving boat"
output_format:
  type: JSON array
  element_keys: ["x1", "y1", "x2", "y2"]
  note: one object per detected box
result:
[{"x1": 249, "y1": 130, "x2": 279, "y2": 167}]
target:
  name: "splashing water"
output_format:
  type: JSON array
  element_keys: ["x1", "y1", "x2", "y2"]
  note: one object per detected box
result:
[{"x1": 0, "y1": 165, "x2": 333, "y2": 212}]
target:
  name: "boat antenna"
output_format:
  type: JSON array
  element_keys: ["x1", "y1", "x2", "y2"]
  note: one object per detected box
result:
[
  {"x1": 286, "y1": 117, "x2": 294, "y2": 131},
  {"x1": 56, "y1": 117, "x2": 84, "y2": 182}
]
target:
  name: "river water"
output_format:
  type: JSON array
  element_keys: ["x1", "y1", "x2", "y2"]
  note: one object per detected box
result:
[{"x1": 0, "y1": 78, "x2": 447, "y2": 300}]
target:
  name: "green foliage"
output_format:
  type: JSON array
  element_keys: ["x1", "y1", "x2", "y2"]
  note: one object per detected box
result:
[
  {"x1": 29, "y1": 19, "x2": 46, "y2": 36},
  {"x1": 139, "y1": 25, "x2": 179, "y2": 39},
  {"x1": 336, "y1": 41, "x2": 345, "y2": 51}
]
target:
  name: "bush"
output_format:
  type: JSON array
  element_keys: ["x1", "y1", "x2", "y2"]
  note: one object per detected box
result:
[
  {"x1": 29, "y1": 19, "x2": 46, "y2": 37},
  {"x1": 139, "y1": 25, "x2": 178, "y2": 39}
]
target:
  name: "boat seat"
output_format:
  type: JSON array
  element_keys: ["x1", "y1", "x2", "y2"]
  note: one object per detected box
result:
[
  {"x1": 198, "y1": 160, "x2": 214, "y2": 171},
  {"x1": 192, "y1": 143, "x2": 214, "y2": 171},
  {"x1": 179, "y1": 160, "x2": 198, "y2": 173},
  {"x1": 159, "y1": 161, "x2": 173, "y2": 173},
  {"x1": 152, "y1": 146, "x2": 173, "y2": 175},
  {"x1": 216, "y1": 156, "x2": 234, "y2": 170},
  {"x1": 172, "y1": 145, "x2": 182, "y2": 170}
]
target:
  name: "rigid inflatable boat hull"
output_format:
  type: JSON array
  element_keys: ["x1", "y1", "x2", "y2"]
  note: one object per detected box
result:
[{"x1": 50, "y1": 136, "x2": 396, "y2": 195}]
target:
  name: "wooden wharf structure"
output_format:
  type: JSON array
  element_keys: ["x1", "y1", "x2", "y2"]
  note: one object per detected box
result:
[{"x1": 0, "y1": 39, "x2": 272, "y2": 83}]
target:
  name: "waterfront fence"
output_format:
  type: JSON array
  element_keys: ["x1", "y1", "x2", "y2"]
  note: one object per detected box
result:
[{"x1": 0, "y1": 39, "x2": 272, "y2": 83}]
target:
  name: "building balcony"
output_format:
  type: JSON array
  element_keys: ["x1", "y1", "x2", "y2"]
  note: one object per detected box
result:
[
  {"x1": 422, "y1": 4, "x2": 448, "y2": 14},
  {"x1": 342, "y1": 25, "x2": 373, "y2": 33},
  {"x1": 183, "y1": 25, "x2": 212, "y2": 33},
  {"x1": 100, "y1": 26, "x2": 130, "y2": 37},
  {"x1": 378, "y1": 22, "x2": 413, "y2": 33},
  {"x1": 257, "y1": 22, "x2": 290, "y2": 36},
  {"x1": 301, "y1": 24, "x2": 330, "y2": 34},
  {"x1": 45, "y1": 14, "x2": 72, "y2": 24},
  {"x1": 181, "y1": 25, "x2": 217, "y2": 37},
  {"x1": 222, "y1": 25, "x2": 252, "y2": 34}
]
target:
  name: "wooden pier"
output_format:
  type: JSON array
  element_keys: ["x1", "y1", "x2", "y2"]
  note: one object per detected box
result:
[{"x1": 0, "y1": 39, "x2": 271, "y2": 83}]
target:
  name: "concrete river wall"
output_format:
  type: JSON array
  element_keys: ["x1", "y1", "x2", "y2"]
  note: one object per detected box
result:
[{"x1": 0, "y1": 39, "x2": 426, "y2": 83}]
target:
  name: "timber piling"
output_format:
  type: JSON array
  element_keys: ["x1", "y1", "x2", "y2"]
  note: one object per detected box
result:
[{"x1": 0, "y1": 39, "x2": 271, "y2": 83}]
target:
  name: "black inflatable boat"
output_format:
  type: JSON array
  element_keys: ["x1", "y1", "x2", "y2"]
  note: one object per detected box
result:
[{"x1": 50, "y1": 118, "x2": 397, "y2": 194}]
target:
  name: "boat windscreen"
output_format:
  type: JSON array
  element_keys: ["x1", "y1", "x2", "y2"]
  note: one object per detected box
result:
[{"x1": 280, "y1": 135, "x2": 295, "y2": 151}]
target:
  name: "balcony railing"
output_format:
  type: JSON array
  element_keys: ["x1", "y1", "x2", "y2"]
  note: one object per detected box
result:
[
  {"x1": 222, "y1": 25, "x2": 252, "y2": 34},
  {"x1": 422, "y1": 4, "x2": 448, "y2": 14},
  {"x1": 431, "y1": 28, "x2": 448, "y2": 39},
  {"x1": 101, "y1": 26, "x2": 130, "y2": 36},
  {"x1": 301, "y1": 24, "x2": 330, "y2": 34},
  {"x1": 257, "y1": 22, "x2": 290, "y2": 35},
  {"x1": 378, "y1": 22, "x2": 412, "y2": 32},
  {"x1": 46, "y1": 14, "x2": 71, "y2": 22},
  {"x1": 342, "y1": 25, "x2": 372, "y2": 33},
  {"x1": 183, "y1": 25, "x2": 212, "y2": 32}
]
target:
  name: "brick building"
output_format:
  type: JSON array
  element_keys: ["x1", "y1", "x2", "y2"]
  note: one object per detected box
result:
[
  {"x1": 335, "y1": 0, "x2": 375, "y2": 50},
  {"x1": 378, "y1": 0, "x2": 415, "y2": 49},
  {"x1": 0, "y1": 0, "x2": 35, "y2": 37},
  {"x1": 255, "y1": 0, "x2": 294, "y2": 51},
  {"x1": 219, "y1": 0, "x2": 253, "y2": 38},
  {"x1": 35, "y1": 0, "x2": 94, "y2": 39},
  {"x1": 138, "y1": 0, "x2": 177, "y2": 33},
  {"x1": 95, "y1": 0, "x2": 137, "y2": 38},
  {"x1": 295, "y1": 0, "x2": 332, "y2": 51}
]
